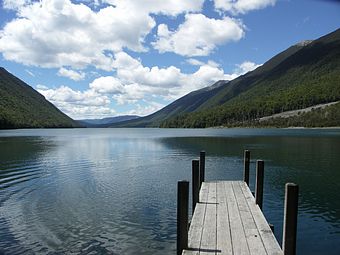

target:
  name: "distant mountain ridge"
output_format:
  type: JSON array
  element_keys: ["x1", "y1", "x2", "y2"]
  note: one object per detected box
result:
[
  {"x1": 112, "y1": 28, "x2": 340, "y2": 128},
  {"x1": 78, "y1": 115, "x2": 140, "y2": 127},
  {"x1": 0, "y1": 68, "x2": 79, "y2": 129}
]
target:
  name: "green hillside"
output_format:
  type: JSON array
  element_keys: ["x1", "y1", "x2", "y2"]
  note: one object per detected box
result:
[
  {"x1": 0, "y1": 68, "x2": 79, "y2": 129},
  {"x1": 160, "y1": 28, "x2": 340, "y2": 128}
]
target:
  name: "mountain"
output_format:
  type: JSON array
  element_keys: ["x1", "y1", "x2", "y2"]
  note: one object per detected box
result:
[
  {"x1": 118, "y1": 28, "x2": 340, "y2": 128},
  {"x1": 0, "y1": 67, "x2": 79, "y2": 129},
  {"x1": 78, "y1": 115, "x2": 140, "y2": 127},
  {"x1": 110, "y1": 80, "x2": 228, "y2": 127}
]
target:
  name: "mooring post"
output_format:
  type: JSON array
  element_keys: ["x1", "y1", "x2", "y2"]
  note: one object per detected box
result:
[
  {"x1": 255, "y1": 160, "x2": 264, "y2": 210},
  {"x1": 199, "y1": 151, "x2": 205, "y2": 187},
  {"x1": 283, "y1": 183, "x2": 299, "y2": 255},
  {"x1": 243, "y1": 150, "x2": 250, "y2": 186},
  {"x1": 192, "y1": 160, "x2": 200, "y2": 214},
  {"x1": 177, "y1": 180, "x2": 189, "y2": 255}
]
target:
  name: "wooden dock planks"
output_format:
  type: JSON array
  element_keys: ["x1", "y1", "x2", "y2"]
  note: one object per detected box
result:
[{"x1": 183, "y1": 181, "x2": 283, "y2": 255}]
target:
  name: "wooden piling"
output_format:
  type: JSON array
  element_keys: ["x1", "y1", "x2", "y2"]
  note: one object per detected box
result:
[
  {"x1": 243, "y1": 150, "x2": 250, "y2": 186},
  {"x1": 192, "y1": 160, "x2": 200, "y2": 214},
  {"x1": 177, "y1": 180, "x2": 189, "y2": 255},
  {"x1": 255, "y1": 160, "x2": 264, "y2": 210},
  {"x1": 283, "y1": 183, "x2": 299, "y2": 255},
  {"x1": 199, "y1": 151, "x2": 205, "y2": 187}
]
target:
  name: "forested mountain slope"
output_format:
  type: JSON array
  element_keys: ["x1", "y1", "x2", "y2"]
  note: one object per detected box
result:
[
  {"x1": 0, "y1": 68, "x2": 79, "y2": 129},
  {"x1": 161, "y1": 28, "x2": 340, "y2": 128}
]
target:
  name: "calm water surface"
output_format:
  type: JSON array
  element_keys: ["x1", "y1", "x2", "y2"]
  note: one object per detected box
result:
[{"x1": 0, "y1": 128, "x2": 339, "y2": 254}]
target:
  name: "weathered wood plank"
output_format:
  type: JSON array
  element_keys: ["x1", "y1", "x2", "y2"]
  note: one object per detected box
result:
[
  {"x1": 183, "y1": 181, "x2": 283, "y2": 255},
  {"x1": 199, "y1": 182, "x2": 209, "y2": 203},
  {"x1": 216, "y1": 181, "x2": 233, "y2": 255},
  {"x1": 184, "y1": 182, "x2": 210, "y2": 255},
  {"x1": 239, "y1": 182, "x2": 283, "y2": 255},
  {"x1": 233, "y1": 181, "x2": 267, "y2": 255},
  {"x1": 200, "y1": 182, "x2": 217, "y2": 255},
  {"x1": 225, "y1": 181, "x2": 250, "y2": 255}
]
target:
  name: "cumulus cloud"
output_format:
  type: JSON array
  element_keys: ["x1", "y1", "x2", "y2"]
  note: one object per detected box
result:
[
  {"x1": 0, "y1": 0, "x2": 206, "y2": 70},
  {"x1": 152, "y1": 14, "x2": 245, "y2": 57},
  {"x1": 103, "y1": 0, "x2": 204, "y2": 16},
  {"x1": 37, "y1": 85, "x2": 114, "y2": 119},
  {"x1": 214, "y1": 0, "x2": 277, "y2": 15},
  {"x1": 113, "y1": 52, "x2": 183, "y2": 89},
  {"x1": 0, "y1": 0, "x2": 155, "y2": 70},
  {"x1": 89, "y1": 76, "x2": 125, "y2": 94},
  {"x1": 39, "y1": 85, "x2": 110, "y2": 106},
  {"x1": 57, "y1": 67, "x2": 85, "y2": 81},
  {"x1": 61, "y1": 104, "x2": 116, "y2": 119},
  {"x1": 37, "y1": 53, "x2": 260, "y2": 118},
  {"x1": 92, "y1": 53, "x2": 260, "y2": 102}
]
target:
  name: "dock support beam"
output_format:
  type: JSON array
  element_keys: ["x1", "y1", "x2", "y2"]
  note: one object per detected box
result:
[
  {"x1": 199, "y1": 151, "x2": 205, "y2": 188},
  {"x1": 177, "y1": 180, "x2": 189, "y2": 255},
  {"x1": 255, "y1": 160, "x2": 264, "y2": 210},
  {"x1": 192, "y1": 160, "x2": 200, "y2": 214},
  {"x1": 243, "y1": 150, "x2": 250, "y2": 186},
  {"x1": 283, "y1": 183, "x2": 299, "y2": 255}
]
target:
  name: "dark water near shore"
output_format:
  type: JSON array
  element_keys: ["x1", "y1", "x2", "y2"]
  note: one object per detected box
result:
[{"x1": 0, "y1": 128, "x2": 339, "y2": 254}]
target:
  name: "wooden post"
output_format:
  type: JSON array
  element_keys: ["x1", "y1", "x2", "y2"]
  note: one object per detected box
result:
[
  {"x1": 192, "y1": 160, "x2": 200, "y2": 214},
  {"x1": 255, "y1": 160, "x2": 264, "y2": 210},
  {"x1": 199, "y1": 151, "x2": 205, "y2": 187},
  {"x1": 243, "y1": 150, "x2": 250, "y2": 186},
  {"x1": 283, "y1": 183, "x2": 299, "y2": 255},
  {"x1": 177, "y1": 180, "x2": 189, "y2": 255}
]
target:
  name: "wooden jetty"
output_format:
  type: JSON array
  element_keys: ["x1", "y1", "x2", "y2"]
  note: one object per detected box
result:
[{"x1": 177, "y1": 151, "x2": 299, "y2": 255}]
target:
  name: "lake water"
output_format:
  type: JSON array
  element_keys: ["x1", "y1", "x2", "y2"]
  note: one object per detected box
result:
[{"x1": 0, "y1": 128, "x2": 339, "y2": 254}]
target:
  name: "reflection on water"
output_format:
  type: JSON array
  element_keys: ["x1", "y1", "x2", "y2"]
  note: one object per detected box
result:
[{"x1": 0, "y1": 128, "x2": 339, "y2": 254}]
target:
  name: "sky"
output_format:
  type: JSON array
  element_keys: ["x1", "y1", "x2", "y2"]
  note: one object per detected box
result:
[{"x1": 0, "y1": 0, "x2": 339, "y2": 120}]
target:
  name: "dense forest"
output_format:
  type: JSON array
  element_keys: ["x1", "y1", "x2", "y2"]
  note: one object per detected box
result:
[{"x1": 0, "y1": 68, "x2": 79, "y2": 129}]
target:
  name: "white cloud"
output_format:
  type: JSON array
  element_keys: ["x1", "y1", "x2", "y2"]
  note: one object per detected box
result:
[
  {"x1": 113, "y1": 52, "x2": 183, "y2": 89},
  {"x1": 37, "y1": 85, "x2": 115, "y2": 119},
  {"x1": 37, "y1": 53, "x2": 260, "y2": 118},
  {"x1": 0, "y1": 0, "x2": 206, "y2": 70},
  {"x1": 0, "y1": 0, "x2": 155, "y2": 70},
  {"x1": 236, "y1": 61, "x2": 261, "y2": 73},
  {"x1": 153, "y1": 14, "x2": 245, "y2": 57},
  {"x1": 89, "y1": 76, "x2": 125, "y2": 94},
  {"x1": 214, "y1": 0, "x2": 276, "y2": 15},
  {"x1": 69, "y1": 105, "x2": 116, "y2": 119},
  {"x1": 124, "y1": 101, "x2": 165, "y2": 116},
  {"x1": 104, "y1": 52, "x2": 260, "y2": 101},
  {"x1": 103, "y1": 0, "x2": 204, "y2": 16},
  {"x1": 38, "y1": 85, "x2": 110, "y2": 106},
  {"x1": 57, "y1": 67, "x2": 85, "y2": 81}
]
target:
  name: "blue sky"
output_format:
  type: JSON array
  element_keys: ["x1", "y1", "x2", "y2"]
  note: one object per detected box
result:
[{"x1": 0, "y1": 0, "x2": 339, "y2": 119}]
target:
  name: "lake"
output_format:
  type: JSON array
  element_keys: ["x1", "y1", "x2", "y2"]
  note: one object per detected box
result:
[{"x1": 0, "y1": 128, "x2": 339, "y2": 254}]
